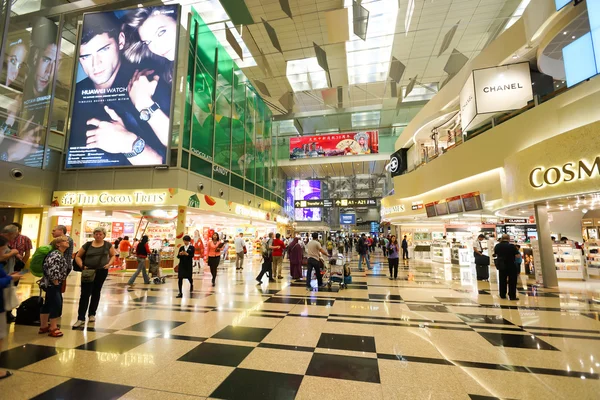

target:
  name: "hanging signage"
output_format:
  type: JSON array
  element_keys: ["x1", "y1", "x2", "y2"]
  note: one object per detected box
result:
[
  {"x1": 562, "y1": 0, "x2": 598, "y2": 87},
  {"x1": 289, "y1": 131, "x2": 379, "y2": 159},
  {"x1": 411, "y1": 201, "x2": 424, "y2": 211},
  {"x1": 460, "y1": 63, "x2": 533, "y2": 131},
  {"x1": 294, "y1": 198, "x2": 378, "y2": 208},
  {"x1": 340, "y1": 214, "x2": 356, "y2": 225},
  {"x1": 65, "y1": 5, "x2": 181, "y2": 169}
]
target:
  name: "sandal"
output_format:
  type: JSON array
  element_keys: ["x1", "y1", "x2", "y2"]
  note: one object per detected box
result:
[
  {"x1": 48, "y1": 329, "x2": 64, "y2": 337},
  {"x1": 0, "y1": 371, "x2": 13, "y2": 380},
  {"x1": 38, "y1": 327, "x2": 50, "y2": 334}
]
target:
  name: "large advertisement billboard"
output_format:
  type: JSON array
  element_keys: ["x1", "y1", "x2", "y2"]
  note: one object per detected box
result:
[
  {"x1": 289, "y1": 131, "x2": 378, "y2": 159},
  {"x1": 0, "y1": 17, "x2": 60, "y2": 167},
  {"x1": 286, "y1": 180, "x2": 322, "y2": 221},
  {"x1": 65, "y1": 5, "x2": 180, "y2": 169}
]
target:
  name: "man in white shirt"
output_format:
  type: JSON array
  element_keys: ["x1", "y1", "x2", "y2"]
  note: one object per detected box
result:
[{"x1": 234, "y1": 233, "x2": 246, "y2": 271}]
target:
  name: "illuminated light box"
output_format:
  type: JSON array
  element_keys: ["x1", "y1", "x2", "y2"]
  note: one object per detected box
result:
[{"x1": 459, "y1": 62, "x2": 533, "y2": 131}]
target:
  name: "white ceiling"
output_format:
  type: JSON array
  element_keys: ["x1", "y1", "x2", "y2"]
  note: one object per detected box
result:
[{"x1": 232, "y1": 0, "x2": 523, "y2": 114}]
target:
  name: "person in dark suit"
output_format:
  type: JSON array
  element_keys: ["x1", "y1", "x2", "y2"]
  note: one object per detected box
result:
[
  {"x1": 493, "y1": 234, "x2": 520, "y2": 301},
  {"x1": 176, "y1": 235, "x2": 194, "y2": 298}
]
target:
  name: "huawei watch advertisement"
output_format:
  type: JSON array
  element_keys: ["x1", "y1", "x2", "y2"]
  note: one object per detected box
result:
[{"x1": 65, "y1": 5, "x2": 180, "y2": 169}]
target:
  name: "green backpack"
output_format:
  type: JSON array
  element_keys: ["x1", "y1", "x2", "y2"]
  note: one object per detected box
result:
[{"x1": 29, "y1": 245, "x2": 53, "y2": 277}]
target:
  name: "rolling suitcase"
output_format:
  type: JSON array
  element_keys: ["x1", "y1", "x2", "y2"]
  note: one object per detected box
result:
[{"x1": 476, "y1": 264, "x2": 489, "y2": 281}]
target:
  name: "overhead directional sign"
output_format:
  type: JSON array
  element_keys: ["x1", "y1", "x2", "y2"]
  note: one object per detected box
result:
[{"x1": 294, "y1": 198, "x2": 378, "y2": 208}]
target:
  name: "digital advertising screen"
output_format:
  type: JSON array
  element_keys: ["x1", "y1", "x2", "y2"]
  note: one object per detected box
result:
[
  {"x1": 65, "y1": 5, "x2": 180, "y2": 169},
  {"x1": 446, "y1": 196, "x2": 464, "y2": 214},
  {"x1": 434, "y1": 201, "x2": 449, "y2": 216},
  {"x1": 286, "y1": 180, "x2": 322, "y2": 221},
  {"x1": 425, "y1": 202, "x2": 437, "y2": 218},
  {"x1": 289, "y1": 131, "x2": 379, "y2": 159},
  {"x1": 461, "y1": 192, "x2": 483, "y2": 212}
]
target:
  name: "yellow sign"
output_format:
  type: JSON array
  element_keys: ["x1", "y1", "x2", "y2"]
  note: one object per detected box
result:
[
  {"x1": 529, "y1": 157, "x2": 600, "y2": 188},
  {"x1": 57, "y1": 191, "x2": 167, "y2": 206}
]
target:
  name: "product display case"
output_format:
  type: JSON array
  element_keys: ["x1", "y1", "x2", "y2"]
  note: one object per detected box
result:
[
  {"x1": 584, "y1": 240, "x2": 600, "y2": 277},
  {"x1": 553, "y1": 243, "x2": 584, "y2": 279},
  {"x1": 413, "y1": 242, "x2": 431, "y2": 260},
  {"x1": 431, "y1": 241, "x2": 451, "y2": 263},
  {"x1": 160, "y1": 246, "x2": 175, "y2": 269}
]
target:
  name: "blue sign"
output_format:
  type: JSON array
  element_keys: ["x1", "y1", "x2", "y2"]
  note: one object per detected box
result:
[
  {"x1": 555, "y1": 0, "x2": 571, "y2": 11},
  {"x1": 370, "y1": 222, "x2": 380, "y2": 233},
  {"x1": 563, "y1": 1, "x2": 600, "y2": 87},
  {"x1": 340, "y1": 214, "x2": 356, "y2": 225}
]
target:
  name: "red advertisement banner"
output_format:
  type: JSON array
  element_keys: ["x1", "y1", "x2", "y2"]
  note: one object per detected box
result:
[{"x1": 289, "y1": 131, "x2": 379, "y2": 159}]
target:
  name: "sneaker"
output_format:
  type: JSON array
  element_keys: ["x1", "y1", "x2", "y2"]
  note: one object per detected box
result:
[
  {"x1": 72, "y1": 320, "x2": 85, "y2": 329},
  {"x1": 277, "y1": 276, "x2": 283, "y2": 279},
  {"x1": 176, "y1": 293, "x2": 183, "y2": 298},
  {"x1": 88, "y1": 316, "x2": 96, "y2": 323}
]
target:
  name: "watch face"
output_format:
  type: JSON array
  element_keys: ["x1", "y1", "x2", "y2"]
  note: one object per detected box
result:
[
  {"x1": 133, "y1": 138, "x2": 146, "y2": 154},
  {"x1": 140, "y1": 109, "x2": 150, "y2": 121}
]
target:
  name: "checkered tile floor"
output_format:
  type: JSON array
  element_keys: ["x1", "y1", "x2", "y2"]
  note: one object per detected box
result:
[{"x1": 1, "y1": 253, "x2": 600, "y2": 399}]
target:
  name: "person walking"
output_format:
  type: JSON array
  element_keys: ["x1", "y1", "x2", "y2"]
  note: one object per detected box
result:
[
  {"x1": 256, "y1": 233, "x2": 277, "y2": 284},
  {"x1": 128, "y1": 236, "x2": 151, "y2": 286},
  {"x1": 207, "y1": 233, "x2": 223, "y2": 287},
  {"x1": 118, "y1": 236, "x2": 132, "y2": 267},
  {"x1": 272, "y1": 233, "x2": 285, "y2": 279},
  {"x1": 306, "y1": 232, "x2": 329, "y2": 289},
  {"x1": 73, "y1": 227, "x2": 115, "y2": 329},
  {"x1": 0, "y1": 236, "x2": 22, "y2": 380},
  {"x1": 493, "y1": 234, "x2": 520, "y2": 301},
  {"x1": 357, "y1": 234, "x2": 371, "y2": 271},
  {"x1": 387, "y1": 235, "x2": 400, "y2": 279},
  {"x1": 39, "y1": 236, "x2": 72, "y2": 337},
  {"x1": 176, "y1": 235, "x2": 195, "y2": 298},
  {"x1": 401, "y1": 235, "x2": 409, "y2": 260},
  {"x1": 288, "y1": 236, "x2": 304, "y2": 279},
  {"x1": 234, "y1": 233, "x2": 246, "y2": 271},
  {"x1": 221, "y1": 239, "x2": 230, "y2": 262}
]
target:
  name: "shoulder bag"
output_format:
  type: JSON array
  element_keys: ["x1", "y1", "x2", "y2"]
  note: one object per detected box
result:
[{"x1": 3, "y1": 285, "x2": 19, "y2": 310}]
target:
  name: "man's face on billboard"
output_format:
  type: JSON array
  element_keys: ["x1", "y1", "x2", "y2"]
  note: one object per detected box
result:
[
  {"x1": 79, "y1": 32, "x2": 124, "y2": 89},
  {"x1": 34, "y1": 43, "x2": 57, "y2": 95}
]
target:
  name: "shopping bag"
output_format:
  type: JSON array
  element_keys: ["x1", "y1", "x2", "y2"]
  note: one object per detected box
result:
[{"x1": 3, "y1": 286, "x2": 20, "y2": 310}]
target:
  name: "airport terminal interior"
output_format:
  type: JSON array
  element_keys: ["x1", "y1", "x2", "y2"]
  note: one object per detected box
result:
[{"x1": 0, "y1": 0, "x2": 599, "y2": 399}]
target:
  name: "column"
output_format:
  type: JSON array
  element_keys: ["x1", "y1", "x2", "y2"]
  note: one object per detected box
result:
[
  {"x1": 534, "y1": 204, "x2": 559, "y2": 288},
  {"x1": 71, "y1": 207, "x2": 84, "y2": 249},
  {"x1": 174, "y1": 206, "x2": 187, "y2": 267}
]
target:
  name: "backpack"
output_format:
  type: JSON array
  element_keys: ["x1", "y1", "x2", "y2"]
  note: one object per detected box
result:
[
  {"x1": 29, "y1": 245, "x2": 53, "y2": 278},
  {"x1": 261, "y1": 239, "x2": 272, "y2": 257},
  {"x1": 326, "y1": 241, "x2": 333, "y2": 250},
  {"x1": 16, "y1": 296, "x2": 43, "y2": 326}
]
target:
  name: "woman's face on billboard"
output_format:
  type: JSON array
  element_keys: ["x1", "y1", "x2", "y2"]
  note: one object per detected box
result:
[
  {"x1": 6, "y1": 43, "x2": 27, "y2": 86},
  {"x1": 139, "y1": 13, "x2": 177, "y2": 61}
]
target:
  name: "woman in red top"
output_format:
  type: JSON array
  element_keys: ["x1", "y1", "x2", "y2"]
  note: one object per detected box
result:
[
  {"x1": 207, "y1": 233, "x2": 223, "y2": 287},
  {"x1": 128, "y1": 235, "x2": 151, "y2": 286}
]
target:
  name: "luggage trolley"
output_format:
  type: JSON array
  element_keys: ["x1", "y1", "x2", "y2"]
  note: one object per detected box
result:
[
  {"x1": 149, "y1": 250, "x2": 166, "y2": 284},
  {"x1": 326, "y1": 253, "x2": 348, "y2": 289}
]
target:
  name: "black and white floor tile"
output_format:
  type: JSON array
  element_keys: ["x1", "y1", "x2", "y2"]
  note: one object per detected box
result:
[{"x1": 1, "y1": 253, "x2": 599, "y2": 399}]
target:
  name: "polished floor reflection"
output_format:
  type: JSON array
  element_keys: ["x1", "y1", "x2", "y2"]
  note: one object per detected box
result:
[{"x1": 1, "y1": 252, "x2": 600, "y2": 399}]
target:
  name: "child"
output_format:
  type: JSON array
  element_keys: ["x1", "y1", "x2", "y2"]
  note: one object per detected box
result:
[{"x1": 515, "y1": 244, "x2": 523, "y2": 272}]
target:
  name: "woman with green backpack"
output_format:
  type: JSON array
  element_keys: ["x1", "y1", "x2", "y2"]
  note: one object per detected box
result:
[{"x1": 39, "y1": 236, "x2": 72, "y2": 337}]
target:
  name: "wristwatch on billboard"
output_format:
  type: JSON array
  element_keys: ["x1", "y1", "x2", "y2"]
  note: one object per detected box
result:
[
  {"x1": 124, "y1": 136, "x2": 145, "y2": 158},
  {"x1": 140, "y1": 102, "x2": 160, "y2": 121}
]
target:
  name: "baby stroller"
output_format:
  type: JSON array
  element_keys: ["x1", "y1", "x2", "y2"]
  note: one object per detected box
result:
[
  {"x1": 148, "y1": 250, "x2": 166, "y2": 284},
  {"x1": 326, "y1": 253, "x2": 350, "y2": 289}
]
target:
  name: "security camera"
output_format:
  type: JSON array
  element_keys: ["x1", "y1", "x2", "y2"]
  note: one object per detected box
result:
[
  {"x1": 219, "y1": 189, "x2": 224, "y2": 197},
  {"x1": 198, "y1": 183, "x2": 204, "y2": 191},
  {"x1": 257, "y1": 203, "x2": 261, "y2": 208},
  {"x1": 247, "y1": 200, "x2": 252, "y2": 205},
  {"x1": 10, "y1": 168, "x2": 23, "y2": 180}
]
